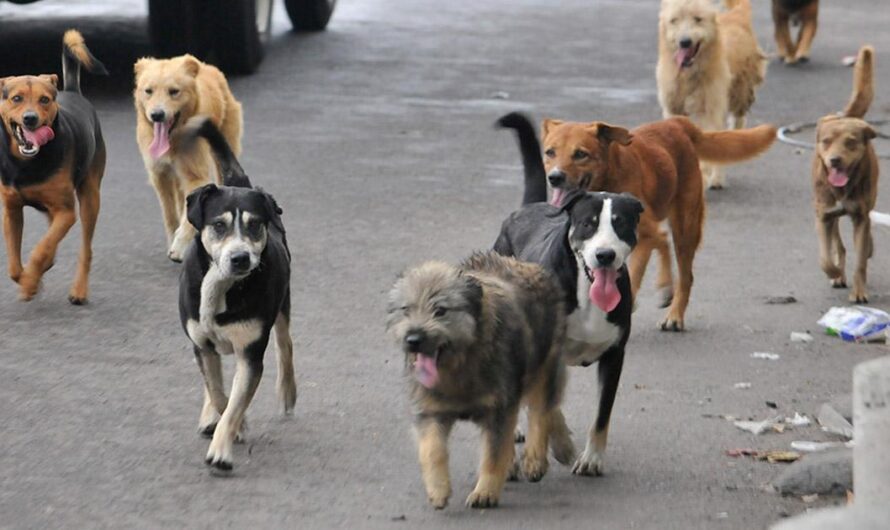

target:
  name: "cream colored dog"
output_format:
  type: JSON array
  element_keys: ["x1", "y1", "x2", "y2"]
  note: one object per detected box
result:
[
  {"x1": 656, "y1": 0, "x2": 767, "y2": 189},
  {"x1": 133, "y1": 54, "x2": 242, "y2": 261}
]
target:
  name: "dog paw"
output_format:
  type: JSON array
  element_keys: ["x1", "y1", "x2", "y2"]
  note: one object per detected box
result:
[
  {"x1": 427, "y1": 488, "x2": 450, "y2": 509},
  {"x1": 658, "y1": 316, "x2": 684, "y2": 332},
  {"x1": 18, "y1": 275, "x2": 39, "y2": 301},
  {"x1": 707, "y1": 182, "x2": 725, "y2": 190},
  {"x1": 205, "y1": 442, "x2": 234, "y2": 473},
  {"x1": 572, "y1": 449, "x2": 604, "y2": 477},
  {"x1": 521, "y1": 449, "x2": 549, "y2": 482},
  {"x1": 850, "y1": 290, "x2": 869, "y2": 304},
  {"x1": 8, "y1": 266, "x2": 22, "y2": 284},
  {"x1": 465, "y1": 489, "x2": 499, "y2": 509},
  {"x1": 198, "y1": 422, "x2": 217, "y2": 438},
  {"x1": 167, "y1": 233, "x2": 190, "y2": 262},
  {"x1": 658, "y1": 286, "x2": 674, "y2": 309},
  {"x1": 830, "y1": 277, "x2": 847, "y2": 288},
  {"x1": 507, "y1": 459, "x2": 521, "y2": 482},
  {"x1": 550, "y1": 432, "x2": 576, "y2": 466}
]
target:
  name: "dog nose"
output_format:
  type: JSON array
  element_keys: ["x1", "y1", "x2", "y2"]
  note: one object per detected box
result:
[
  {"x1": 230, "y1": 252, "x2": 250, "y2": 272},
  {"x1": 150, "y1": 109, "x2": 166, "y2": 123},
  {"x1": 829, "y1": 156, "x2": 844, "y2": 168},
  {"x1": 548, "y1": 170, "x2": 566, "y2": 187},
  {"x1": 679, "y1": 37, "x2": 693, "y2": 49},
  {"x1": 595, "y1": 248, "x2": 616, "y2": 266},
  {"x1": 22, "y1": 112, "x2": 39, "y2": 129},
  {"x1": 405, "y1": 332, "x2": 426, "y2": 351}
]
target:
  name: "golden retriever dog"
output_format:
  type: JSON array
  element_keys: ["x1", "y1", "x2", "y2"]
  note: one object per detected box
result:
[
  {"x1": 133, "y1": 55, "x2": 242, "y2": 261},
  {"x1": 657, "y1": 0, "x2": 767, "y2": 189},
  {"x1": 812, "y1": 46, "x2": 878, "y2": 303}
]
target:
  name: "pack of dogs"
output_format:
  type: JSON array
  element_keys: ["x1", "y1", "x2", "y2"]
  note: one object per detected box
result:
[{"x1": 0, "y1": 0, "x2": 886, "y2": 510}]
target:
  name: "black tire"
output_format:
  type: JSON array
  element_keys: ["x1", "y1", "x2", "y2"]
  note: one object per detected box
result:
[
  {"x1": 212, "y1": 0, "x2": 271, "y2": 75},
  {"x1": 284, "y1": 0, "x2": 336, "y2": 31},
  {"x1": 148, "y1": 0, "x2": 212, "y2": 59}
]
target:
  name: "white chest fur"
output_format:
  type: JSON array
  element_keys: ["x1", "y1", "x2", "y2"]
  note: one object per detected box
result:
[
  {"x1": 186, "y1": 264, "x2": 262, "y2": 355},
  {"x1": 562, "y1": 276, "x2": 622, "y2": 367}
]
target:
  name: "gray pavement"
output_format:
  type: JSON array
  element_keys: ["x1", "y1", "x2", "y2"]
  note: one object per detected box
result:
[{"x1": 1, "y1": 0, "x2": 889, "y2": 528}]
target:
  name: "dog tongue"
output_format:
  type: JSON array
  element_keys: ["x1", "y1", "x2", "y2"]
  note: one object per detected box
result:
[
  {"x1": 149, "y1": 121, "x2": 171, "y2": 159},
  {"x1": 828, "y1": 168, "x2": 849, "y2": 188},
  {"x1": 589, "y1": 267, "x2": 621, "y2": 312},
  {"x1": 414, "y1": 355, "x2": 439, "y2": 388},
  {"x1": 22, "y1": 126, "x2": 54, "y2": 147},
  {"x1": 550, "y1": 188, "x2": 565, "y2": 207},
  {"x1": 675, "y1": 48, "x2": 695, "y2": 68}
]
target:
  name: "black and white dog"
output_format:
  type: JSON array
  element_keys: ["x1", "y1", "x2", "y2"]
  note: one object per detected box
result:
[
  {"x1": 493, "y1": 112, "x2": 641, "y2": 476},
  {"x1": 178, "y1": 117, "x2": 295, "y2": 472}
]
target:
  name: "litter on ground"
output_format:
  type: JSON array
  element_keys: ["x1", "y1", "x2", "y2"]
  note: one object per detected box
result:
[{"x1": 752, "y1": 352, "x2": 781, "y2": 361}]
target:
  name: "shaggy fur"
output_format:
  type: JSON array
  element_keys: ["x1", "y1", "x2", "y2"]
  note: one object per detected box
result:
[
  {"x1": 812, "y1": 46, "x2": 878, "y2": 303},
  {"x1": 133, "y1": 55, "x2": 243, "y2": 262},
  {"x1": 657, "y1": 0, "x2": 767, "y2": 189},
  {"x1": 386, "y1": 252, "x2": 572, "y2": 509},
  {"x1": 772, "y1": 0, "x2": 819, "y2": 65}
]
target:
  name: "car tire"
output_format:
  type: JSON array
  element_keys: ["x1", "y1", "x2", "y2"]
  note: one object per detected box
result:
[
  {"x1": 284, "y1": 0, "x2": 336, "y2": 31},
  {"x1": 148, "y1": 0, "x2": 204, "y2": 58},
  {"x1": 212, "y1": 0, "x2": 272, "y2": 75}
]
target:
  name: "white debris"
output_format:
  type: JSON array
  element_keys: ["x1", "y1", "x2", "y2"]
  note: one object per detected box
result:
[
  {"x1": 734, "y1": 382, "x2": 752, "y2": 389},
  {"x1": 489, "y1": 91, "x2": 510, "y2": 100},
  {"x1": 791, "y1": 440, "x2": 854, "y2": 453},
  {"x1": 787, "y1": 412, "x2": 811, "y2": 427},
  {"x1": 790, "y1": 332, "x2": 814, "y2": 343},
  {"x1": 734, "y1": 416, "x2": 783, "y2": 435},
  {"x1": 752, "y1": 352, "x2": 781, "y2": 361},
  {"x1": 842, "y1": 55, "x2": 857, "y2": 67}
]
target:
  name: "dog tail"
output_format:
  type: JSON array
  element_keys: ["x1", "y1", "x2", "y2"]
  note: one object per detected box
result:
[
  {"x1": 723, "y1": 0, "x2": 751, "y2": 15},
  {"x1": 843, "y1": 45, "x2": 874, "y2": 119},
  {"x1": 184, "y1": 116, "x2": 252, "y2": 188},
  {"x1": 678, "y1": 117, "x2": 777, "y2": 164},
  {"x1": 496, "y1": 112, "x2": 547, "y2": 206},
  {"x1": 61, "y1": 30, "x2": 108, "y2": 93}
]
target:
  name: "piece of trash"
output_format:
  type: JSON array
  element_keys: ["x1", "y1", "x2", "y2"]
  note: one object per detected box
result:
[
  {"x1": 759, "y1": 451, "x2": 801, "y2": 464},
  {"x1": 715, "y1": 512, "x2": 729, "y2": 520},
  {"x1": 787, "y1": 413, "x2": 811, "y2": 427},
  {"x1": 817, "y1": 306, "x2": 890, "y2": 342},
  {"x1": 726, "y1": 448, "x2": 758, "y2": 457},
  {"x1": 752, "y1": 352, "x2": 781, "y2": 361},
  {"x1": 871, "y1": 210, "x2": 890, "y2": 228},
  {"x1": 766, "y1": 295, "x2": 797, "y2": 305},
  {"x1": 791, "y1": 440, "x2": 853, "y2": 452},
  {"x1": 766, "y1": 401, "x2": 778, "y2": 409},
  {"x1": 818, "y1": 403, "x2": 854, "y2": 439},
  {"x1": 734, "y1": 416, "x2": 782, "y2": 435},
  {"x1": 490, "y1": 91, "x2": 510, "y2": 100},
  {"x1": 734, "y1": 382, "x2": 752, "y2": 389},
  {"x1": 842, "y1": 55, "x2": 857, "y2": 67},
  {"x1": 790, "y1": 331, "x2": 814, "y2": 343},
  {"x1": 390, "y1": 515, "x2": 407, "y2": 522},
  {"x1": 802, "y1": 493, "x2": 820, "y2": 503}
]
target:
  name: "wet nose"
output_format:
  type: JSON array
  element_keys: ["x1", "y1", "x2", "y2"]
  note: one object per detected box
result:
[
  {"x1": 22, "y1": 112, "x2": 39, "y2": 129},
  {"x1": 829, "y1": 156, "x2": 844, "y2": 168},
  {"x1": 149, "y1": 109, "x2": 166, "y2": 123},
  {"x1": 595, "y1": 248, "x2": 616, "y2": 266},
  {"x1": 548, "y1": 170, "x2": 566, "y2": 187},
  {"x1": 679, "y1": 37, "x2": 693, "y2": 49},
  {"x1": 230, "y1": 251, "x2": 250, "y2": 272},
  {"x1": 405, "y1": 331, "x2": 426, "y2": 351}
]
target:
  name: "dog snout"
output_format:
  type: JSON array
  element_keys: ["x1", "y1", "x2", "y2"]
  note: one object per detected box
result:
[
  {"x1": 229, "y1": 251, "x2": 251, "y2": 273},
  {"x1": 404, "y1": 331, "x2": 427, "y2": 351},
  {"x1": 149, "y1": 109, "x2": 167, "y2": 123},
  {"x1": 829, "y1": 156, "x2": 844, "y2": 169},
  {"x1": 679, "y1": 37, "x2": 693, "y2": 49},
  {"x1": 22, "y1": 112, "x2": 39, "y2": 129},
  {"x1": 548, "y1": 170, "x2": 566, "y2": 188},
  {"x1": 595, "y1": 248, "x2": 616, "y2": 266}
]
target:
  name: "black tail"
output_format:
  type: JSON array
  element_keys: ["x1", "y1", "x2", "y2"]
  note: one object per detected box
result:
[
  {"x1": 61, "y1": 30, "x2": 108, "y2": 93},
  {"x1": 496, "y1": 112, "x2": 547, "y2": 205},
  {"x1": 185, "y1": 117, "x2": 252, "y2": 188}
]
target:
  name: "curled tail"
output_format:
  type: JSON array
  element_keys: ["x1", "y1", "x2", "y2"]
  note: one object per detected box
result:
[
  {"x1": 496, "y1": 112, "x2": 547, "y2": 206},
  {"x1": 62, "y1": 30, "x2": 107, "y2": 93},
  {"x1": 674, "y1": 117, "x2": 777, "y2": 164},
  {"x1": 843, "y1": 45, "x2": 874, "y2": 118},
  {"x1": 183, "y1": 116, "x2": 252, "y2": 188}
]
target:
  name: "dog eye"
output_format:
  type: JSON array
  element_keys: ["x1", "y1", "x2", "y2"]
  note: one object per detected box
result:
[
  {"x1": 39, "y1": 96, "x2": 51, "y2": 104},
  {"x1": 670, "y1": 17, "x2": 678, "y2": 24},
  {"x1": 845, "y1": 139, "x2": 858, "y2": 149},
  {"x1": 11, "y1": 95, "x2": 23, "y2": 103},
  {"x1": 694, "y1": 16, "x2": 703, "y2": 23},
  {"x1": 572, "y1": 150, "x2": 588, "y2": 161},
  {"x1": 169, "y1": 88, "x2": 180, "y2": 97},
  {"x1": 144, "y1": 88, "x2": 153, "y2": 95},
  {"x1": 544, "y1": 148, "x2": 556, "y2": 158},
  {"x1": 212, "y1": 221, "x2": 227, "y2": 235},
  {"x1": 433, "y1": 307, "x2": 448, "y2": 317}
]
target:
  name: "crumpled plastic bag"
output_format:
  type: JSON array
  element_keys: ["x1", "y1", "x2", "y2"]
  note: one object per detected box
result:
[{"x1": 817, "y1": 306, "x2": 890, "y2": 342}]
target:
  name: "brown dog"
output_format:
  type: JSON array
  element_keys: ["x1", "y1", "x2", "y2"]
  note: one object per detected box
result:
[
  {"x1": 812, "y1": 46, "x2": 878, "y2": 303},
  {"x1": 542, "y1": 117, "x2": 776, "y2": 330},
  {"x1": 0, "y1": 31, "x2": 106, "y2": 303},
  {"x1": 772, "y1": 0, "x2": 819, "y2": 65}
]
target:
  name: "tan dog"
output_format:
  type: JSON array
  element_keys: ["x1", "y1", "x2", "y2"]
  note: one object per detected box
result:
[
  {"x1": 772, "y1": 0, "x2": 819, "y2": 65},
  {"x1": 542, "y1": 117, "x2": 776, "y2": 330},
  {"x1": 133, "y1": 55, "x2": 242, "y2": 261},
  {"x1": 813, "y1": 46, "x2": 878, "y2": 303},
  {"x1": 657, "y1": 0, "x2": 767, "y2": 189}
]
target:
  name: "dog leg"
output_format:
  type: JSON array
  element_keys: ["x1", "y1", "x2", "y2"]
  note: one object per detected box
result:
[
  {"x1": 850, "y1": 215, "x2": 870, "y2": 303},
  {"x1": 660, "y1": 207, "x2": 702, "y2": 331},
  {"x1": 733, "y1": 114, "x2": 747, "y2": 130},
  {"x1": 69, "y1": 178, "x2": 100, "y2": 304},
  {"x1": 629, "y1": 220, "x2": 660, "y2": 300},
  {"x1": 149, "y1": 170, "x2": 181, "y2": 248},
  {"x1": 467, "y1": 407, "x2": 518, "y2": 508},
  {"x1": 415, "y1": 417, "x2": 454, "y2": 509},
  {"x1": 793, "y1": 6, "x2": 818, "y2": 63},
  {"x1": 2, "y1": 199, "x2": 24, "y2": 283},
  {"x1": 169, "y1": 174, "x2": 208, "y2": 262},
  {"x1": 206, "y1": 350, "x2": 263, "y2": 471},
  {"x1": 548, "y1": 408, "x2": 575, "y2": 466},
  {"x1": 654, "y1": 229, "x2": 674, "y2": 308},
  {"x1": 772, "y1": 6, "x2": 796, "y2": 63},
  {"x1": 817, "y1": 218, "x2": 845, "y2": 286},
  {"x1": 521, "y1": 373, "x2": 555, "y2": 482},
  {"x1": 19, "y1": 206, "x2": 76, "y2": 301},
  {"x1": 195, "y1": 347, "x2": 227, "y2": 437},
  {"x1": 831, "y1": 221, "x2": 847, "y2": 288},
  {"x1": 573, "y1": 349, "x2": 623, "y2": 476},
  {"x1": 274, "y1": 311, "x2": 297, "y2": 415}
]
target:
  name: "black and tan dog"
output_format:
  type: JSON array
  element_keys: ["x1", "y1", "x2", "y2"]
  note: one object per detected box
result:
[
  {"x1": 387, "y1": 251, "x2": 572, "y2": 509},
  {"x1": 0, "y1": 30, "x2": 106, "y2": 303},
  {"x1": 812, "y1": 46, "x2": 878, "y2": 303},
  {"x1": 772, "y1": 0, "x2": 819, "y2": 65}
]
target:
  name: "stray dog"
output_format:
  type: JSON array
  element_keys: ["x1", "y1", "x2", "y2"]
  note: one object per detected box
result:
[
  {"x1": 179, "y1": 117, "x2": 295, "y2": 472},
  {"x1": 812, "y1": 46, "x2": 878, "y2": 303},
  {"x1": 0, "y1": 30, "x2": 107, "y2": 303},
  {"x1": 387, "y1": 251, "x2": 570, "y2": 509},
  {"x1": 657, "y1": 0, "x2": 767, "y2": 188},
  {"x1": 772, "y1": 0, "x2": 819, "y2": 65},
  {"x1": 134, "y1": 54, "x2": 243, "y2": 262},
  {"x1": 538, "y1": 114, "x2": 776, "y2": 330},
  {"x1": 496, "y1": 113, "x2": 642, "y2": 476}
]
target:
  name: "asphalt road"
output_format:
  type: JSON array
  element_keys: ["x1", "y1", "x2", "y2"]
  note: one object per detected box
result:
[{"x1": 1, "y1": 1, "x2": 889, "y2": 528}]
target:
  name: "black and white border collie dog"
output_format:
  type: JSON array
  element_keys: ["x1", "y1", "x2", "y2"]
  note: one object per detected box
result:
[
  {"x1": 493, "y1": 112, "x2": 642, "y2": 477},
  {"x1": 178, "y1": 117, "x2": 296, "y2": 473}
]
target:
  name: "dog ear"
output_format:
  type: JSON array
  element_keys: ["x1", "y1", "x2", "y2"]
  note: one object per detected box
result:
[
  {"x1": 462, "y1": 275, "x2": 483, "y2": 319},
  {"x1": 541, "y1": 118, "x2": 563, "y2": 138},
  {"x1": 133, "y1": 58, "x2": 150, "y2": 78},
  {"x1": 258, "y1": 188, "x2": 286, "y2": 235},
  {"x1": 619, "y1": 192, "x2": 645, "y2": 215},
  {"x1": 596, "y1": 123, "x2": 633, "y2": 146},
  {"x1": 181, "y1": 55, "x2": 201, "y2": 77},
  {"x1": 862, "y1": 125, "x2": 877, "y2": 142},
  {"x1": 38, "y1": 74, "x2": 58, "y2": 88},
  {"x1": 0, "y1": 77, "x2": 8, "y2": 99},
  {"x1": 185, "y1": 184, "x2": 219, "y2": 230}
]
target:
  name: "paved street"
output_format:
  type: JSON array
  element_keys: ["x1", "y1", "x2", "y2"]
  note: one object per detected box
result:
[{"x1": 1, "y1": 1, "x2": 889, "y2": 528}]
